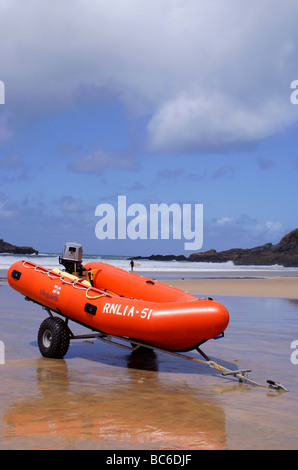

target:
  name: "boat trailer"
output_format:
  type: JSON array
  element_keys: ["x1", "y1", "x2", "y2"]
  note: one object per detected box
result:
[
  {"x1": 88, "y1": 334, "x2": 288, "y2": 392},
  {"x1": 39, "y1": 304, "x2": 288, "y2": 393}
]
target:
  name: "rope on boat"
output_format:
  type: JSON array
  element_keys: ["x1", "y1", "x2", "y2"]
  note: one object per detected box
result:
[{"x1": 22, "y1": 260, "x2": 110, "y2": 299}]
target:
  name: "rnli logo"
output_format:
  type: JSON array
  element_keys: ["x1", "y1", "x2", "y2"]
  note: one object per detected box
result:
[{"x1": 52, "y1": 285, "x2": 61, "y2": 295}]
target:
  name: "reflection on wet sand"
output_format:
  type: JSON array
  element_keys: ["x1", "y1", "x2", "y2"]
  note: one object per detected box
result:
[{"x1": 3, "y1": 354, "x2": 226, "y2": 450}]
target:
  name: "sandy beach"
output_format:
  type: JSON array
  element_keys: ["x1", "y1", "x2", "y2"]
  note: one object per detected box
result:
[
  {"x1": 162, "y1": 277, "x2": 298, "y2": 299},
  {"x1": 1, "y1": 269, "x2": 298, "y2": 450}
]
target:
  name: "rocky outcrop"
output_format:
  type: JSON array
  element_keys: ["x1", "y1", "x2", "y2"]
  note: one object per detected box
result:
[
  {"x1": 189, "y1": 229, "x2": 298, "y2": 267},
  {"x1": 136, "y1": 229, "x2": 298, "y2": 267},
  {"x1": 0, "y1": 238, "x2": 38, "y2": 255}
]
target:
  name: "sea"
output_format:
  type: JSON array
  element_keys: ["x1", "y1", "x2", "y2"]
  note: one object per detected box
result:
[{"x1": 1, "y1": 252, "x2": 298, "y2": 279}]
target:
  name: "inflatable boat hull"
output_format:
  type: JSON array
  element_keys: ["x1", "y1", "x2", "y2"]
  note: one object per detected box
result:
[{"x1": 7, "y1": 260, "x2": 229, "y2": 352}]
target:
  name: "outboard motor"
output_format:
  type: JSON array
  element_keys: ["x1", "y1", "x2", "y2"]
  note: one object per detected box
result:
[{"x1": 59, "y1": 242, "x2": 84, "y2": 276}]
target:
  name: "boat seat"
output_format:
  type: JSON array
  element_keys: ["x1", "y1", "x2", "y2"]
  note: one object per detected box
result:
[{"x1": 51, "y1": 268, "x2": 91, "y2": 287}]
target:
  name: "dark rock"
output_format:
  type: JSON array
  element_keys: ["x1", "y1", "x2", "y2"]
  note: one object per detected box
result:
[
  {"x1": 0, "y1": 238, "x2": 38, "y2": 255},
  {"x1": 189, "y1": 229, "x2": 298, "y2": 267},
  {"x1": 135, "y1": 229, "x2": 298, "y2": 267}
]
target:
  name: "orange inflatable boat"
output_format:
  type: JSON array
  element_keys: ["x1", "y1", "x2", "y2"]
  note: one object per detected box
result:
[
  {"x1": 7, "y1": 256, "x2": 229, "y2": 358},
  {"x1": 7, "y1": 243, "x2": 289, "y2": 391}
]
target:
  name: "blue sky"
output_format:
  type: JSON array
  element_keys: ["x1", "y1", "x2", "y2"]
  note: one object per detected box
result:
[{"x1": 1, "y1": 0, "x2": 298, "y2": 256}]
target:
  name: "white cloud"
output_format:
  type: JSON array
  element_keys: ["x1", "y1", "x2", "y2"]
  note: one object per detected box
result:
[
  {"x1": 214, "y1": 215, "x2": 284, "y2": 241},
  {"x1": 1, "y1": 0, "x2": 298, "y2": 153},
  {"x1": 147, "y1": 92, "x2": 296, "y2": 153},
  {"x1": 207, "y1": 215, "x2": 285, "y2": 249},
  {"x1": 264, "y1": 221, "x2": 283, "y2": 234},
  {"x1": 216, "y1": 217, "x2": 234, "y2": 226}
]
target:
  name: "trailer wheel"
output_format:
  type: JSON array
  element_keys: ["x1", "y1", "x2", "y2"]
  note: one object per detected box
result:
[{"x1": 38, "y1": 317, "x2": 70, "y2": 359}]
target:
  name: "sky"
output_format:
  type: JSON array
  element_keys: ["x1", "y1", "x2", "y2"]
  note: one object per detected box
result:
[{"x1": 1, "y1": 0, "x2": 298, "y2": 256}]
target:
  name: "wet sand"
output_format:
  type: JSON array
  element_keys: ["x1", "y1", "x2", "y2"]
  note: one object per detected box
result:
[{"x1": 1, "y1": 274, "x2": 298, "y2": 450}]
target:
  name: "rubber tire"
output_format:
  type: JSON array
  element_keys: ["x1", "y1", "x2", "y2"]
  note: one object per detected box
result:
[{"x1": 38, "y1": 317, "x2": 70, "y2": 359}]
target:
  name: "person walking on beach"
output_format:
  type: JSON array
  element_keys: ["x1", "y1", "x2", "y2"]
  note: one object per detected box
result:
[{"x1": 130, "y1": 259, "x2": 134, "y2": 271}]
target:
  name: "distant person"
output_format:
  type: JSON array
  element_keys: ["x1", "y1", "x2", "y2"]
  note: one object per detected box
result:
[{"x1": 130, "y1": 259, "x2": 135, "y2": 272}]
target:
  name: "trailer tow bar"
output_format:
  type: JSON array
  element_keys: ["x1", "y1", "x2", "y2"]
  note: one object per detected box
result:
[
  {"x1": 96, "y1": 334, "x2": 289, "y2": 392},
  {"x1": 195, "y1": 346, "x2": 288, "y2": 391}
]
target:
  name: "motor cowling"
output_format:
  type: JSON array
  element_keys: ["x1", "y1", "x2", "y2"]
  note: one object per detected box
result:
[{"x1": 59, "y1": 242, "x2": 84, "y2": 276}]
